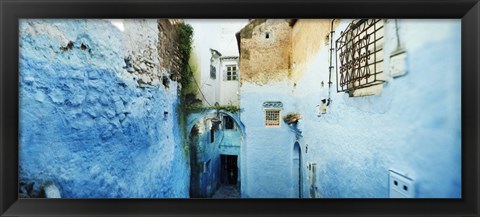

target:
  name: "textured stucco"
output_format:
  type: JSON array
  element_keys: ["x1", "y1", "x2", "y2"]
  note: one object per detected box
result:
[
  {"x1": 291, "y1": 19, "x2": 339, "y2": 83},
  {"x1": 238, "y1": 19, "x2": 292, "y2": 85},
  {"x1": 19, "y1": 19, "x2": 189, "y2": 198},
  {"x1": 239, "y1": 19, "x2": 461, "y2": 198}
]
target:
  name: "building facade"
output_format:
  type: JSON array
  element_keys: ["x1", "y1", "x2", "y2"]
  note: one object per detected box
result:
[
  {"x1": 208, "y1": 50, "x2": 240, "y2": 107},
  {"x1": 237, "y1": 19, "x2": 461, "y2": 198}
]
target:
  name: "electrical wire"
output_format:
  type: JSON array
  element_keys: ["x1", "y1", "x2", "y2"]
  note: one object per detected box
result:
[
  {"x1": 188, "y1": 64, "x2": 212, "y2": 107},
  {"x1": 395, "y1": 19, "x2": 401, "y2": 48},
  {"x1": 327, "y1": 19, "x2": 336, "y2": 106}
]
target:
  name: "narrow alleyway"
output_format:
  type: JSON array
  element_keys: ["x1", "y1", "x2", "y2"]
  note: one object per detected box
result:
[{"x1": 211, "y1": 185, "x2": 240, "y2": 198}]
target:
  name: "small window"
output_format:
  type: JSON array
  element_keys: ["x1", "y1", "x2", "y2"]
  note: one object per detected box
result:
[
  {"x1": 226, "y1": 65, "x2": 238, "y2": 81},
  {"x1": 224, "y1": 116, "x2": 234, "y2": 129},
  {"x1": 210, "y1": 65, "x2": 216, "y2": 79},
  {"x1": 264, "y1": 109, "x2": 281, "y2": 127},
  {"x1": 265, "y1": 32, "x2": 270, "y2": 39}
]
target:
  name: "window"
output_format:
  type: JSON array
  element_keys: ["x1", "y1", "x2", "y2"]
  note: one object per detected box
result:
[
  {"x1": 335, "y1": 19, "x2": 385, "y2": 95},
  {"x1": 263, "y1": 101, "x2": 283, "y2": 127},
  {"x1": 210, "y1": 65, "x2": 216, "y2": 79},
  {"x1": 226, "y1": 65, "x2": 238, "y2": 81},
  {"x1": 265, "y1": 32, "x2": 270, "y2": 39},
  {"x1": 223, "y1": 116, "x2": 234, "y2": 130},
  {"x1": 264, "y1": 110, "x2": 281, "y2": 127}
]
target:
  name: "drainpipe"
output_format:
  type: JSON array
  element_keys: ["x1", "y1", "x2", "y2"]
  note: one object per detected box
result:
[{"x1": 327, "y1": 19, "x2": 335, "y2": 106}]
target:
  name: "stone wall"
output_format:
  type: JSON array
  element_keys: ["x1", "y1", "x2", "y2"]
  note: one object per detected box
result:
[
  {"x1": 238, "y1": 19, "x2": 292, "y2": 85},
  {"x1": 18, "y1": 19, "x2": 189, "y2": 198},
  {"x1": 158, "y1": 19, "x2": 184, "y2": 83}
]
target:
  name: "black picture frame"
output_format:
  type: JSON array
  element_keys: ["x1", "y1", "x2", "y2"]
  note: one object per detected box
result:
[{"x1": 1, "y1": 0, "x2": 478, "y2": 216}]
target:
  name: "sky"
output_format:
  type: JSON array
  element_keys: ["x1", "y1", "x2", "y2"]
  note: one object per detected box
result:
[{"x1": 185, "y1": 19, "x2": 249, "y2": 56}]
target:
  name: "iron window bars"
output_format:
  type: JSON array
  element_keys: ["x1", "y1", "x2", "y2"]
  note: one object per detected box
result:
[
  {"x1": 335, "y1": 19, "x2": 386, "y2": 93},
  {"x1": 264, "y1": 110, "x2": 281, "y2": 127},
  {"x1": 263, "y1": 101, "x2": 283, "y2": 127}
]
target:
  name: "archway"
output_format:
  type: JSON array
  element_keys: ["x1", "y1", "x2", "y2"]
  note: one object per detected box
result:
[{"x1": 187, "y1": 109, "x2": 246, "y2": 198}]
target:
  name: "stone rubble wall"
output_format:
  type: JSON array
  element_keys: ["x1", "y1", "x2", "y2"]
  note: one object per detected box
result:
[{"x1": 19, "y1": 19, "x2": 189, "y2": 198}]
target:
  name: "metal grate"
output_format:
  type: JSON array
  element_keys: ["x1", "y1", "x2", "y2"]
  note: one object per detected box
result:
[
  {"x1": 335, "y1": 19, "x2": 385, "y2": 93},
  {"x1": 265, "y1": 110, "x2": 280, "y2": 127}
]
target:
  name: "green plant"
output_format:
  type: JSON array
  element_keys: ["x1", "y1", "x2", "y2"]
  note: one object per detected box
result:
[
  {"x1": 178, "y1": 23, "x2": 194, "y2": 90},
  {"x1": 215, "y1": 104, "x2": 240, "y2": 113},
  {"x1": 175, "y1": 22, "x2": 195, "y2": 164},
  {"x1": 185, "y1": 104, "x2": 241, "y2": 114}
]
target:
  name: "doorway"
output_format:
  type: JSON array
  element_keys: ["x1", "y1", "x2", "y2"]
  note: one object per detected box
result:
[
  {"x1": 293, "y1": 142, "x2": 301, "y2": 198},
  {"x1": 220, "y1": 155, "x2": 238, "y2": 185},
  {"x1": 189, "y1": 125, "x2": 201, "y2": 198}
]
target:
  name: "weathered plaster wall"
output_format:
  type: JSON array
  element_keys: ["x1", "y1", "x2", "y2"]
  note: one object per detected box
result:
[
  {"x1": 240, "y1": 19, "x2": 461, "y2": 198},
  {"x1": 157, "y1": 19, "x2": 184, "y2": 82},
  {"x1": 239, "y1": 19, "x2": 292, "y2": 85},
  {"x1": 189, "y1": 114, "x2": 222, "y2": 197},
  {"x1": 19, "y1": 19, "x2": 189, "y2": 198},
  {"x1": 291, "y1": 19, "x2": 339, "y2": 83}
]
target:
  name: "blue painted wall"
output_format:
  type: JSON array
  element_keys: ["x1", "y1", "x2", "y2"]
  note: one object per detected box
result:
[
  {"x1": 240, "y1": 19, "x2": 461, "y2": 198},
  {"x1": 188, "y1": 111, "x2": 243, "y2": 197},
  {"x1": 19, "y1": 19, "x2": 189, "y2": 198},
  {"x1": 240, "y1": 84, "x2": 299, "y2": 198}
]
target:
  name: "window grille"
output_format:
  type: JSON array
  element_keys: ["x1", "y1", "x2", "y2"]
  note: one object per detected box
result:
[
  {"x1": 335, "y1": 19, "x2": 385, "y2": 93},
  {"x1": 263, "y1": 101, "x2": 282, "y2": 127},
  {"x1": 264, "y1": 110, "x2": 281, "y2": 127}
]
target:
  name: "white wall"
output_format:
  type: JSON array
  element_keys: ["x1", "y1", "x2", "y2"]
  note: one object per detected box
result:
[
  {"x1": 186, "y1": 20, "x2": 247, "y2": 107},
  {"x1": 219, "y1": 58, "x2": 240, "y2": 106}
]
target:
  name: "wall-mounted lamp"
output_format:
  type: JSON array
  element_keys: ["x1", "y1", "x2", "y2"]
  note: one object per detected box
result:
[
  {"x1": 305, "y1": 144, "x2": 308, "y2": 154},
  {"x1": 321, "y1": 99, "x2": 328, "y2": 114}
]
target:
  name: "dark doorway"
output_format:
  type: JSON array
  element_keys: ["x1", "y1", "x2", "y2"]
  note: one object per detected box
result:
[
  {"x1": 210, "y1": 128, "x2": 214, "y2": 143},
  {"x1": 189, "y1": 125, "x2": 201, "y2": 198},
  {"x1": 223, "y1": 116, "x2": 234, "y2": 129},
  {"x1": 220, "y1": 155, "x2": 238, "y2": 185},
  {"x1": 293, "y1": 142, "x2": 301, "y2": 198}
]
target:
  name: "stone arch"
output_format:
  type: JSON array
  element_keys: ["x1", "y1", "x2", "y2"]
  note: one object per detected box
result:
[
  {"x1": 187, "y1": 109, "x2": 246, "y2": 139},
  {"x1": 187, "y1": 109, "x2": 246, "y2": 198}
]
